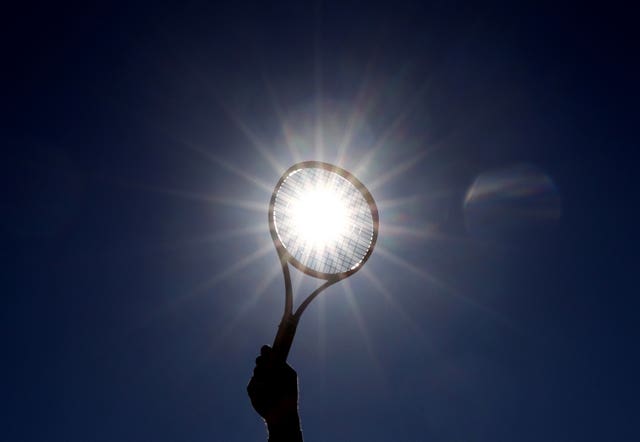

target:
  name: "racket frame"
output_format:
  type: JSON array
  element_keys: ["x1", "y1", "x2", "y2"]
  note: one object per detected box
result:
[{"x1": 268, "y1": 161, "x2": 379, "y2": 361}]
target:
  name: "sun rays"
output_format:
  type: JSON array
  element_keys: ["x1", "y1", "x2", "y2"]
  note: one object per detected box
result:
[{"x1": 131, "y1": 62, "x2": 510, "y2": 377}]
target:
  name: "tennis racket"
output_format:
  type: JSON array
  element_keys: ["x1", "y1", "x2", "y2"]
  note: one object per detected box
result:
[{"x1": 268, "y1": 161, "x2": 379, "y2": 362}]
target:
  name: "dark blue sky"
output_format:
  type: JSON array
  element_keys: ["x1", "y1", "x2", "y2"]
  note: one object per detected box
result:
[{"x1": 2, "y1": 2, "x2": 638, "y2": 441}]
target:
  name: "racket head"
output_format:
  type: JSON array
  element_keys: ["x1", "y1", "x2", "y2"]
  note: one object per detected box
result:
[{"x1": 269, "y1": 161, "x2": 379, "y2": 280}]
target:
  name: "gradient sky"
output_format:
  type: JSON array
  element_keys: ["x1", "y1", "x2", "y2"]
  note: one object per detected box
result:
[{"x1": 2, "y1": 2, "x2": 638, "y2": 441}]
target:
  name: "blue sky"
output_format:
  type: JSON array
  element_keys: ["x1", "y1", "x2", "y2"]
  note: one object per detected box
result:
[{"x1": 2, "y1": 2, "x2": 638, "y2": 441}]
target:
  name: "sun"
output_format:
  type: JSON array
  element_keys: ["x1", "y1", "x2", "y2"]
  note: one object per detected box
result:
[{"x1": 289, "y1": 184, "x2": 349, "y2": 248}]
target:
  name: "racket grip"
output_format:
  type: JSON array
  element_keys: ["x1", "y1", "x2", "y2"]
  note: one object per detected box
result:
[{"x1": 272, "y1": 315, "x2": 298, "y2": 362}]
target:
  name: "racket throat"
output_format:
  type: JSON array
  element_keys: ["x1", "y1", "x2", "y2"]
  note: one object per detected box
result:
[{"x1": 272, "y1": 314, "x2": 299, "y2": 362}]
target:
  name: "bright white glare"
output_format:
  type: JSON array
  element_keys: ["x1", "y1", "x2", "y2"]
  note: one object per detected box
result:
[
  {"x1": 290, "y1": 186, "x2": 349, "y2": 247},
  {"x1": 274, "y1": 167, "x2": 375, "y2": 275}
]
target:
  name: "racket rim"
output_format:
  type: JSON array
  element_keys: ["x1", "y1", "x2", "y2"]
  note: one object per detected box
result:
[{"x1": 268, "y1": 160, "x2": 379, "y2": 281}]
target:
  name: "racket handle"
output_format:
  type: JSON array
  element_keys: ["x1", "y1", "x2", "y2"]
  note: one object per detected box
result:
[{"x1": 272, "y1": 315, "x2": 298, "y2": 362}]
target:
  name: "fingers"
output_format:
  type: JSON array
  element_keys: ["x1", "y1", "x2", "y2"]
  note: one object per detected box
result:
[
  {"x1": 247, "y1": 345, "x2": 299, "y2": 419},
  {"x1": 251, "y1": 344, "x2": 297, "y2": 379},
  {"x1": 255, "y1": 345, "x2": 274, "y2": 367},
  {"x1": 253, "y1": 345, "x2": 274, "y2": 377},
  {"x1": 256, "y1": 345, "x2": 272, "y2": 364}
]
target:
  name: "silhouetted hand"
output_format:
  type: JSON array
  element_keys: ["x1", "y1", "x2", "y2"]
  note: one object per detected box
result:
[{"x1": 247, "y1": 345, "x2": 303, "y2": 442}]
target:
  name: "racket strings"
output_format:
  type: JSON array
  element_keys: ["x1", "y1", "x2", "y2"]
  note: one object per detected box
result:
[{"x1": 273, "y1": 168, "x2": 375, "y2": 275}]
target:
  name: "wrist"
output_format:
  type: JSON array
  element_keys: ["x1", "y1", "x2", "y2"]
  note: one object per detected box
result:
[{"x1": 266, "y1": 411, "x2": 302, "y2": 442}]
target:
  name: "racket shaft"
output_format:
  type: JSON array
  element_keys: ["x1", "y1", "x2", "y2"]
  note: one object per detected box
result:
[{"x1": 272, "y1": 315, "x2": 298, "y2": 362}]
